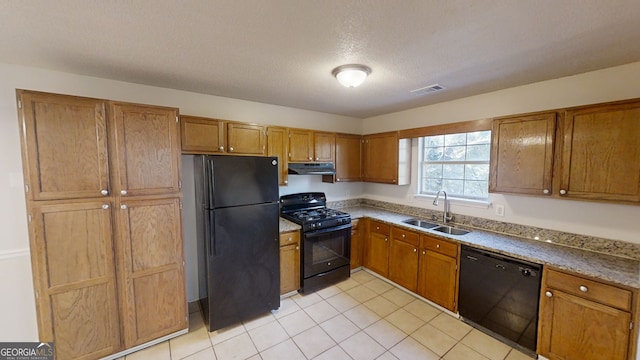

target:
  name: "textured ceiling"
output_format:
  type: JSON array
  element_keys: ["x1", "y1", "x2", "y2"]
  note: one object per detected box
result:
[{"x1": 1, "y1": 1, "x2": 639, "y2": 118}]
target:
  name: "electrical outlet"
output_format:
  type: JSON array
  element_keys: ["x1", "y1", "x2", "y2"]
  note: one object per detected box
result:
[{"x1": 495, "y1": 204, "x2": 505, "y2": 217}]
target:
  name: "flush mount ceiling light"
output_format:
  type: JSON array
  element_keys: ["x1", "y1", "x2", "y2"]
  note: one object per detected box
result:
[{"x1": 331, "y1": 64, "x2": 372, "y2": 88}]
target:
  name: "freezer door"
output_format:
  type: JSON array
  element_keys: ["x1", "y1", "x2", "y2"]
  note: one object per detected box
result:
[
  {"x1": 206, "y1": 155, "x2": 279, "y2": 208},
  {"x1": 206, "y1": 202, "x2": 280, "y2": 331}
]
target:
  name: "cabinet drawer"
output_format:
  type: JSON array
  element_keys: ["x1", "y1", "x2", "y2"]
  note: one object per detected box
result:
[
  {"x1": 370, "y1": 220, "x2": 390, "y2": 235},
  {"x1": 391, "y1": 227, "x2": 419, "y2": 247},
  {"x1": 545, "y1": 269, "x2": 632, "y2": 311},
  {"x1": 279, "y1": 231, "x2": 299, "y2": 246},
  {"x1": 421, "y1": 235, "x2": 458, "y2": 258}
]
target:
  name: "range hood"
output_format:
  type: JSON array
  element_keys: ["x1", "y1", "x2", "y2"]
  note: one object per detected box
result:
[{"x1": 288, "y1": 162, "x2": 336, "y2": 175}]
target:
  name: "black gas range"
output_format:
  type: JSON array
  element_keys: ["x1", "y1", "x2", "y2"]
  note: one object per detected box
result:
[{"x1": 280, "y1": 193, "x2": 351, "y2": 292}]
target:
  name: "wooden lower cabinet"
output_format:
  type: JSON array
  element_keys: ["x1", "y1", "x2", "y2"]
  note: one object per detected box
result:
[
  {"x1": 350, "y1": 219, "x2": 363, "y2": 269},
  {"x1": 279, "y1": 231, "x2": 300, "y2": 294},
  {"x1": 417, "y1": 235, "x2": 459, "y2": 312},
  {"x1": 116, "y1": 196, "x2": 188, "y2": 347},
  {"x1": 538, "y1": 268, "x2": 637, "y2": 360},
  {"x1": 30, "y1": 200, "x2": 122, "y2": 359},
  {"x1": 388, "y1": 227, "x2": 419, "y2": 292},
  {"x1": 364, "y1": 220, "x2": 390, "y2": 277}
]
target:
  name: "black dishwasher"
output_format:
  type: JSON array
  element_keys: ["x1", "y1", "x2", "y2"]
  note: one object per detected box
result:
[{"x1": 459, "y1": 245, "x2": 542, "y2": 355}]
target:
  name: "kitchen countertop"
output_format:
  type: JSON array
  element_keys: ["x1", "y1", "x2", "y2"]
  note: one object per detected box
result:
[
  {"x1": 342, "y1": 205, "x2": 640, "y2": 289},
  {"x1": 279, "y1": 217, "x2": 301, "y2": 233}
]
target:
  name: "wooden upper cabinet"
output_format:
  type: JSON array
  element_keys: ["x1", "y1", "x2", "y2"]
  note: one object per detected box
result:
[
  {"x1": 558, "y1": 101, "x2": 640, "y2": 203},
  {"x1": 363, "y1": 132, "x2": 399, "y2": 184},
  {"x1": 267, "y1": 126, "x2": 289, "y2": 185},
  {"x1": 314, "y1": 131, "x2": 335, "y2": 162},
  {"x1": 110, "y1": 103, "x2": 181, "y2": 197},
  {"x1": 18, "y1": 90, "x2": 110, "y2": 201},
  {"x1": 227, "y1": 122, "x2": 266, "y2": 155},
  {"x1": 115, "y1": 197, "x2": 187, "y2": 347},
  {"x1": 490, "y1": 112, "x2": 556, "y2": 196},
  {"x1": 334, "y1": 133, "x2": 362, "y2": 182},
  {"x1": 180, "y1": 115, "x2": 225, "y2": 154},
  {"x1": 289, "y1": 128, "x2": 314, "y2": 162},
  {"x1": 30, "y1": 200, "x2": 122, "y2": 359}
]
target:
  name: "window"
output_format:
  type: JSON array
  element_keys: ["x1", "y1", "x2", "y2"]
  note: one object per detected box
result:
[{"x1": 419, "y1": 130, "x2": 491, "y2": 200}]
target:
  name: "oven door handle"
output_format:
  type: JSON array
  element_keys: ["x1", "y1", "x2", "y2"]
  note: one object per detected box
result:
[{"x1": 304, "y1": 223, "x2": 352, "y2": 236}]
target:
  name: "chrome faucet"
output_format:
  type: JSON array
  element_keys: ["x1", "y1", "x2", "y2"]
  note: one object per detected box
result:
[{"x1": 433, "y1": 190, "x2": 453, "y2": 224}]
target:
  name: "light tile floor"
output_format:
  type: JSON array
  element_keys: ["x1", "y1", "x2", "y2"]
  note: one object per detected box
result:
[{"x1": 121, "y1": 269, "x2": 533, "y2": 360}]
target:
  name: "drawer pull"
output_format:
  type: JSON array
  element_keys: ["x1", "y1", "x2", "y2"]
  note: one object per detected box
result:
[
  {"x1": 579, "y1": 285, "x2": 588, "y2": 292},
  {"x1": 436, "y1": 244, "x2": 440, "y2": 248},
  {"x1": 545, "y1": 291, "x2": 553, "y2": 298},
  {"x1": 402, "y1": 234, "x2": 405, "y2": 238},
  {"x1": 376, "y1": 226, "x2": 380, "y2": 230}
]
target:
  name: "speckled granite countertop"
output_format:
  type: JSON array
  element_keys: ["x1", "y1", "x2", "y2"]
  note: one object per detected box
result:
[
  {"x1": 279, "y1": 217, "x2": 300, "y2": 232},
  {"x1": 344, "y1": 206, "x2": 640, "y2": 289}
]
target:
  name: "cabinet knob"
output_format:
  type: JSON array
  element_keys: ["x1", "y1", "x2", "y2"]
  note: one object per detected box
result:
[
  {"x1": 337, "y1": 178, "x2": 341, "y2": 182},
  {"x1": 579, "y1": 285, "x2": 588, "y2": 292},
  {"x1": 101, "y1": 189, "x2": 109, "y2": 196},
  {"x1": 413, "y1": 248, "x2": 417, "y2": 253},
  {"x1": 229, "y1": 147, "x2": 234, "y2": 152},
  {"x1": 545, "y1": 291, "x2": 553, "y2": 298},
  {"x1": 543, "y1": 189, "x2": 550, "y2": 194},
  {"x1": 308, "y1": 157, "x2": 312, "y2": 160},
  {"x1": 120, "y1": 204, "x2": 127, "y2": 210},
  {"x1": 422, "y1": 250, "x2": 426, "y2": 255},
  {"x1": 295, "y1": 246, "x2": 299, "y2": 250},
  {"x1": 392, "y1": 179, "x2": 397, "y2": 183},
  {"x1": 102, "y1": 204, "x2": 109, "y2": 210},
  {"x1": 560, "y1": 189, "x2": 567, "y2": 195},
  {"x1": 219, "y1": 146, "x2": 224, "y2": 151},
  {"x1": 376, "y1": 226, "x2": 380, "y2": 230},
  {"x1": 436, "y1": 244, "x2": 440, "y2": 248},
  {"x1": 384, "y1": 237, "x2": 388, "y2": 242},
  {"x1": 120, "y1": 190, "x2": 127, "y2": 196},
  {"x1": 402, "y1": 234, "x2": 405, "y2": 238},
  {"x1": 315, "y1": 157, "x2": 319, "y2": 161},
  {"x1": 284, "y1": 180, "x2": 288, "y2": 184}
]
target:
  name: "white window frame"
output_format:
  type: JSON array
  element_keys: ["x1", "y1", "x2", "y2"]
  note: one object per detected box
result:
[{"x1": 417, "y1": 130, "x2": 491, "y2": 202}]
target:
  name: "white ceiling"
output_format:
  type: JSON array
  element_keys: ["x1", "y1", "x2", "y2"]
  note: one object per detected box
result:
[{"x1": 1, "y1": 1, "x2": 639, "y2": 119}]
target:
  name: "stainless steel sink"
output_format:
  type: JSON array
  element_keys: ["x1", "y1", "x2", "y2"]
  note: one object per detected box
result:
[
  {"x1": 433, "y1": 226, "x2": 470, "y2": 235},
  {"x1": 402, "y1": 218, "x2": 439, "y2": 229}
]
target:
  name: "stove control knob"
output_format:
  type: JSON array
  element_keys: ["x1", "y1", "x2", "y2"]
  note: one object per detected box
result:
[
  {"x1": 317, "y1": 222, "x2": 322, "y2": 228},
  {"x1": 310, "y1": 223, "x2": 316, "y2": 229}
]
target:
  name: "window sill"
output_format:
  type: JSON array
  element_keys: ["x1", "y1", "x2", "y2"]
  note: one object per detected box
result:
[{"x1": 413, "y1": 194, "x2": 491, "y2": 209}]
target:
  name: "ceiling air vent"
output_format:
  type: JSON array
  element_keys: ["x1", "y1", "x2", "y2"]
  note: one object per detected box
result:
[{"x1": 410, "y1": 84, "x2": 445, "y2": 95}]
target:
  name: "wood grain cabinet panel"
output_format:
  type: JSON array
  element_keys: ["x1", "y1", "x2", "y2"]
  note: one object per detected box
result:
[
  {"x1": 364, "y1": 221, "x2": 390, "y2": 277},
  {"x1": 538, "y1": 268, "x2": 636, "y2": 360},
  {"x1": 558, "y1": 101, "x2": 640, "y2": 203},
  {"x1": 110, "y1": 103, "x2": 181, "y2": 197},
  {"x1": 227, "y1": 122, "x2": 266, "y2": 155},
  {"x1": 417, "y1": 235, "x2": 459, "y2": 312},
  {"x1": 267, "y1": 126, "x2": 289, "y2": 186},
  {"x1": 18, "y1": 91, "x2": 110, "y2": 201},
  {"x1": 116, "y1": 197, "x2": 187, "y2": 347},
  {"x1": 350, "y1": 219, "x2": 363, "y2": 269},
  {"x1": 490, "y1": 112, "x2": 556, "y2": 196},
  {"x1": 30, "y1": 201, "x2": 121, "y2": 359},
  {"x1": 388, "y1": 227, "x2": 419, "y2": 292},
  {"x1": 334, "y1": 133, "x2": 362, "y2": 182},
  {"x1": 180, "y1": 115, "x2": 225, "y2": 154},
  {"x1": 362, "y1": 132, "x2": 399, "y2": 184},
  {"x1": 288, "y1": 129, "x2": 314, "y2": 162},
  {"x1": 279, "y1": 231, "x2": 300, "y2": 294},
  {"x1": 313, "y1": 131, "x2": 335, "y2": 162}
]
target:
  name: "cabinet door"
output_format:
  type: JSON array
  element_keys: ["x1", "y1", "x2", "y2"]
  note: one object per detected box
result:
[
  {"x1": 180, "y1": 116, "x2": 225, "y2": 154},
  {"x1": 280, "y1": 243, "x2": 300, "y2": 294},
  {"x1": 289, "y1": 129, "x2": 314, "y2": 162},
  {"x1": 116, "y1": 197, "x2": 187, "y2": 347},
  {"x1": 558, "y1": 101, "x2": 640, "y2": 203},
  {"x1": 364, "y1": 232, "x2": 389, "y2": 277},
  {"x1": 267, "y1": 127, "x2": 289, "y2": 185},
  {"x1": 314, "y1": 131, "x2": 335, "y2": 162},
  {"x1": 18, "y1": 91, "x2": 110, "y2": 201},
  {"x1": 363, "y1": 132, "x2": 399, "y2": 184},
  {"x1": 388, "y1": 239, "x2": 419, "y2": 292},
  {"x1": 30, "y1": 201, "x2": 121, "y2": 359},
  {"x1": 350, "y1": 220, "x2": 363, "y2": 269},
  {"x1": 110, "y1": 103, "x2": 181, "y2": 197},
  {"x1": 418, "y1": 250, "x2": 458, "y2": 312},
  {"x1": 335, "y1": 134, "x2": 362, "y2": 182},
  {"x1": 538, "y1": 289, "x2": 631, "y2": 360},
  {"x1": 227, "y1": 122, "x2": 266, "y2": 155},
  {"x1": 490, "y1": 112, "x2": 556, "y2": 196}
]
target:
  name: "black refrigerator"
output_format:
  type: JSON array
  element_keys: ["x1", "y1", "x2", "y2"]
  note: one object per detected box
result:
[{"x1": 194, "y1": 155, "x2": 280, "y2": 332}]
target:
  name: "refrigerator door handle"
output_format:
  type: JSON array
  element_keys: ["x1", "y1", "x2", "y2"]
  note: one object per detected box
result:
[
  {"x1": 206, "y1": 158, "x2": 216, "y2": 208},
  {"x1": 208, "y1": 210, "x2": 217, "y2": 256}
]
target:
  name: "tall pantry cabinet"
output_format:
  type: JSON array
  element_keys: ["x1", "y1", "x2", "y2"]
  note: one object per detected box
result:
[{"x1": 17, "y1": 90, "x2": 187, "y2": 360}]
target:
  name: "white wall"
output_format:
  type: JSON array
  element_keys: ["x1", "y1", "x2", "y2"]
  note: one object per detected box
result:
[
  {"x1": 362, "y1": 62, "x2": 640, "y2": 244},
  {"x1": 0, "y1": 62, "x2": 361, "y2": 341}
]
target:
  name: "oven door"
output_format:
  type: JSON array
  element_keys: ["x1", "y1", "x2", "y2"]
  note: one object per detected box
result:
[{"x1": 302, "y1": 223, "x2": 351, "y2": 279}]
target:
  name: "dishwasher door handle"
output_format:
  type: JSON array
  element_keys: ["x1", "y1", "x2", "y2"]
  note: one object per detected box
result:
[
  {"x1": 495, "y1": 264, "x2": 506, "y2": 270},
  {"x1": 466, "y1": 255, "x2": 478, "y2": 261}
]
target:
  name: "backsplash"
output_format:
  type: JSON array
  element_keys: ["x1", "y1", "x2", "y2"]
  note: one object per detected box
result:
[{"x1": 328, "y1": 198, "x2": 640, "y2": 260}]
